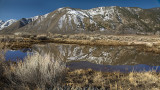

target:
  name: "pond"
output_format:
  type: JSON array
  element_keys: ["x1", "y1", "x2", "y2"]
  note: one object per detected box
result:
[{"x1": 4, "y1": 43, "x2": 160, "y2": 72}]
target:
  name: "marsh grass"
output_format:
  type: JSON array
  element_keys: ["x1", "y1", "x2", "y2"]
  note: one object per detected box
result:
[
  {"x1": 0, "y1": 49, "x2": 5, "y2": 62},
  {"x1": 65, "y1": 69, "x2": 160, "y2": 90},
  {"x1": 128, "y1": 71, "x2": 160, "y2": 89},
  {"x1": 0, "y1": 42, "x2": 7, "y2": 61}
]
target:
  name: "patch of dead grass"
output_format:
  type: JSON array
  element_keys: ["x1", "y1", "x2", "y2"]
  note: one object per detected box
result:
[{"x1": 129, "y1": 71, "x2": 160, "y2": 88}]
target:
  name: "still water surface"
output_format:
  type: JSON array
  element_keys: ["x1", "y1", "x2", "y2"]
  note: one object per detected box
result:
[{"x1": 5, "y1": 43, "x2": 160, "y2": 72}]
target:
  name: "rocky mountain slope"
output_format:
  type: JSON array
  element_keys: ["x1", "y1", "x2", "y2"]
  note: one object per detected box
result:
[{"x1": 0, "y1": 6, "x2": 160, "y2": 35}]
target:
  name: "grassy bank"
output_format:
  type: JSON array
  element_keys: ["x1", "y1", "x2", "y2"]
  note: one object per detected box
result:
[
  {"x1": 1, "y1": 34, "x2": 160, "y2": 53},
  {"x1": 0, "y1": 49, "x2": 160, "y2": 89}
]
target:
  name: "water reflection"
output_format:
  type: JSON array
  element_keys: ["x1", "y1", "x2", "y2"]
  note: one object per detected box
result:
[
  {"x1": 67, "y1": 61, "x2": 160, "y2": 72},
  {"x1": 33, "y1": 43, "x2": 160, "y2": 66},
  {"x1": 4, "y1": 43, "x2": 160, "y2": 72},
  {"x1": 5, "y1": 48, "x2": 32, "y2": 61}
]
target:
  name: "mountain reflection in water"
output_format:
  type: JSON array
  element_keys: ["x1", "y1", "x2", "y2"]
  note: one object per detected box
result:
[{"x1": 4, "y1": 43, "x2": 160, "y2": 72}]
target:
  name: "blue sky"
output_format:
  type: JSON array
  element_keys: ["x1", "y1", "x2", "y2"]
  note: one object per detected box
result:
[{"x1": 0, "y1": 0, "x2": 160, "y2": 21}]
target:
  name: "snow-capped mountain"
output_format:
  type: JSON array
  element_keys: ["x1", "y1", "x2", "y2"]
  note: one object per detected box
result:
[
  {"x1": 0, "y1": 6, "x2": 160, "y2": 35},
  {"x1": 0, "y1": 13, "x2": 49, "y2": 33},
  {"x1": 0, "y1": 19, "x2": 17, "y2": 30}
]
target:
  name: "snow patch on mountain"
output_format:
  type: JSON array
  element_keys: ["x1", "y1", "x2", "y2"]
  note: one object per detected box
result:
[
  {"x1": 57, "y1": 7, "x2": 65, "y2": 12},
  {"x1": 66, "y1": 9, "x2": 87, "y2": 26},
  {"x1": 58, "y1": 15, "x2": 66, "y2": 29},
  {"x1": 57, "y1": 6, "x2": 120, "y2": 30},
  {"x1": 87, "y1": 6, "x2": 116, "y2": 21},
  {"x1": 30, "y1": 16, "x2": 39, "y2": 21},
  {"x1": 28, "y1": 13, "x2": 49, "y2": 23},
  {"x1": 0, "y1": 20, "x2": 5, "y2": 26},
  {"x1": 58, "y1": 9, "x2": 87, "y2": 29},
  {"x1": 0, "y1": 19, "x2": 17, "y2": 30}
]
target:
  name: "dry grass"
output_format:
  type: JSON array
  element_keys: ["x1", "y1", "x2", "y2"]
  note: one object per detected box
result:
[
  {"x1": 0, "y1": 48, "x2": 5, "y2": 62},
  {"x1": 128, "y1": 71, "x2": 160, "y2": 89},
  {"x1": 0, "y1": 42, "x2": 8, "y2": 62},
  {"x1": 1, "y1": 52, "x2": 66, "y2": 89},
  {"x1": 93, "y1": 71, "x2": 105, "y2": 87},
  {"x1": 65, "y1": 69, "x2": 160, "y2": 90}
]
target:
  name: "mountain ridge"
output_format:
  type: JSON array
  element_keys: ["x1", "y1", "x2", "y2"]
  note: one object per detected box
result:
[{"x1": 0, "y1": 6, "x2": 160, "y2": 35}]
